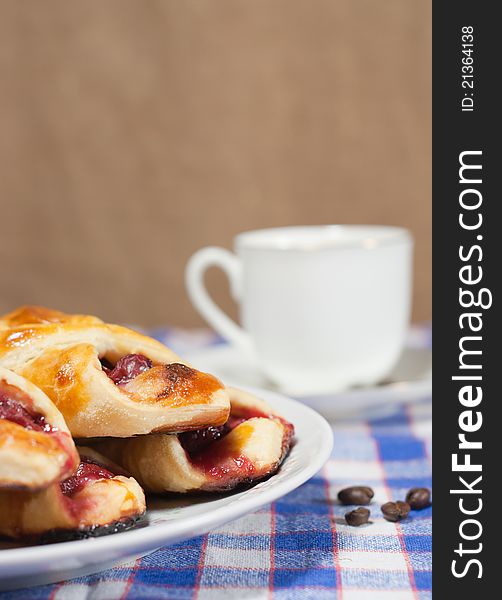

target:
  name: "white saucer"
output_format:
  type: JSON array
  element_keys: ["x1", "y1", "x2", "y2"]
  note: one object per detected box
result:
[
  {"x1": 0, "y1": 387, "x2": 333, "y2": 591},
  {"x1": 185, "y1": 344, "x2": 432, "y2": 419}
]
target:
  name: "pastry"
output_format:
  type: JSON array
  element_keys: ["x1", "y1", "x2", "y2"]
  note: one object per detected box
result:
[
  {"x1": 0, "y1": 446, "x2": 146, "y2": 541},
  {"x1": 0, "y1": 306, "x2": 230, "y2": 437},
  {"x1": 0, "y1": 367, "x2": 79, "y2": 491},
  {"x1": 92, "y1": 387, "x2": 294, "y2": 493},
  {"x1": 0, "y1": 305, "x2": 103, "y2": 329}
]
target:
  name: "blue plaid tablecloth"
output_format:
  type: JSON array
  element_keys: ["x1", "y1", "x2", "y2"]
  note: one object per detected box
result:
[{"x1": 1, "y1": 327, "x2": 432, "y2": 600}]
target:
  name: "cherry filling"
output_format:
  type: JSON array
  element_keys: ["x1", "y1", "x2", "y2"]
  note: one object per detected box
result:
[
  {"x1": 101, "y1": 355, "x2": 200, "y2": 396},
  {"x1": 178, "y1": 408, "x2": 269, "y2": 457},
  {"x1": 178, "y1": 415, "x2": 259, "y2": 455},
  {"x1": 0, "y1": 380, "x2": 78, "y2": 481},
  {"x1": 178, "y1": 424, "x2": 230, "y2": 455},
  {"x1": 0, "y1": 385, "x2": 53, "y2": 432},
  {"x1": 60, "y1": 457, "x2": 115, "y2": 497},
  {"x1": 178, "y1": 407, "x2": 294, "y2": 485},
  {"x1": 101, "y1": 354, "x2": 153, "y2": 385}
]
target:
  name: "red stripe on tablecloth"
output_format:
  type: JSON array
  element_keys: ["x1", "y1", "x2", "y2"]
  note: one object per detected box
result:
[
  {"x1": 193, "y1": 533, "x2": 209, "y2": 600},
  {"x1": 324, "y1": 462, "x2": 344, "y2": 599},
  {"x1": 48, "y1": 580, "x2": 64, "y2": 600},
  {"x1": 369, "y1": 422, "x2": 420, "y2": 600},
  {"x1": 120, "y1": 557, "x2": 141, "y2": 600},
  {"x1": 268, "y1": 502, "x2": 276, "y2": 600}
]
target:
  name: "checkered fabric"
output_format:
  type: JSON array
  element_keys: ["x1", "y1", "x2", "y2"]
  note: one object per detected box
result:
[{"x1": 0, "y1": 327, "x2": 432, "y2": 600}]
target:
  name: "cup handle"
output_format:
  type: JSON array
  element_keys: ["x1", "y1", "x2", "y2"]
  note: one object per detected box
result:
[{"x1": 185, "y1": 247, "x2": 252, "y2": 351}]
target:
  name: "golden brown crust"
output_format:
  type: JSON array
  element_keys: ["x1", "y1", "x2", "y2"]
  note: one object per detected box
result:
[
  {"x1": 93, "y1": 387, "x2": 294, "y2": 493},
  {"x1": 0, "y1": 367, "x2": 79, "y2": 491},
  {"x1": 0, "y1": 321, "x2": 181, "y2": 368},
  {"x1": 0, "y1": 307, "x2": 230, "y2": 437},
  {"x1": 122, "y1": 363, "x2": 222, "y2": 408},
  {"x1": 0, "y1": 447, "x2": 146, "y2": 540},
  {"x1": 0, "y1": 305, "x2": 103, "y2": 329}
]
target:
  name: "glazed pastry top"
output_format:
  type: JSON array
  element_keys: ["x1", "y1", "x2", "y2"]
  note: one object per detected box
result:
[{"x1": 0, "y1": 305, "x2": 103, "y2": 329}]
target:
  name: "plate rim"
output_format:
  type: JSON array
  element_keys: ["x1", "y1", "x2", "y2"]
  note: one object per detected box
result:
[{"x1": 0, "y1": 386, "x2": 333, "y2": 578}]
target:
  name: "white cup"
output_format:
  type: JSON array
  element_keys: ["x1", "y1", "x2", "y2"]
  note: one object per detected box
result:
[{"x1": 186, "y1": 225, "x2": 413, "y2": 394}]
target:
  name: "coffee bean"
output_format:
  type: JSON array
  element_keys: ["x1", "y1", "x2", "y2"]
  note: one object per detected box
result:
[
  {"x1": 338, "y1": 486, "x2": 374, "y2": 506},
  {"x1": 345, "y1": 507, "x2": 370, "y2": 527},
  {"x1": 406, "y1": 487, "x2": 431, "y2": 510},
  {"x1": 381, "y1": 501, "x2": 411, "y2": 522}
]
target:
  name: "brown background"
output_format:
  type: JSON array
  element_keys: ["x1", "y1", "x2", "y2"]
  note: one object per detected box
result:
[{"x1": 0, "y1": 0, "x2": 431, "y2": 328}]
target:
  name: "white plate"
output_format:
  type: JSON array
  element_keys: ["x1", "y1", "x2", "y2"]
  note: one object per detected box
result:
[
  {"x1": 185, "y1": 344, "x2": 432, "y2": 419},
  {"x1": 0, "y1": 388, "x2": 333, "y2": 591}
]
